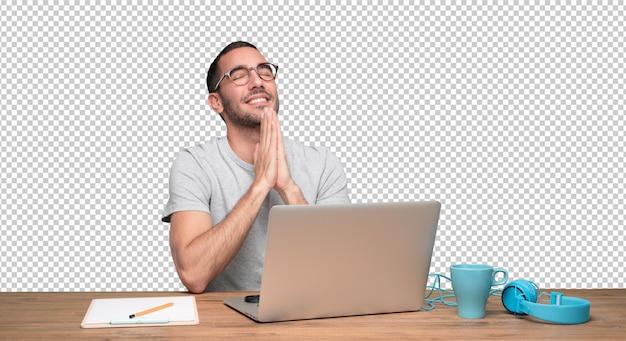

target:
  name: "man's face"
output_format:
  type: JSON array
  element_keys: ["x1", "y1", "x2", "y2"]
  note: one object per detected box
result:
[{"x1": 216, "y1": 47, "x2": 279, "y2": 128}]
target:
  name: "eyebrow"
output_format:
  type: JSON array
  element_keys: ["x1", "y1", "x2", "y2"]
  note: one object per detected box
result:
[
  {"x1": 224, "y1": 62, "x2": 268, "y2": 72},
  {"x1": 226, "y1": 64, "x2": 247, "y2": 71}
]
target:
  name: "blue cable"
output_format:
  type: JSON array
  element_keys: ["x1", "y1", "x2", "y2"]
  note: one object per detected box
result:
[{"x1": 422, "y1": 273, "x2": 504, "y2": 311}]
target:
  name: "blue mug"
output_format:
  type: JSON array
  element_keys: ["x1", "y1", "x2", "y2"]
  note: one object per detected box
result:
[{"x1": 450, "y1": 264, "x2": 508, "y2": 319}]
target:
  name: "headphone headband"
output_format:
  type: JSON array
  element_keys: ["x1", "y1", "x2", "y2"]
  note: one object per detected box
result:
[{"x1": 501, "y1": 280, "x2": 590, "y2": 325}]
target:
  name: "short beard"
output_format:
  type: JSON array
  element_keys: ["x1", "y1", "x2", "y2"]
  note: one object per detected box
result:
[{"x1": 221, "y1": 94, "x2": 280, "y2": 129}]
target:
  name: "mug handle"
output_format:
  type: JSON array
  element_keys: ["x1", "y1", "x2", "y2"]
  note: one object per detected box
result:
[{"x1": 492, "y1": 268, "x2": 508, "y2": 286}]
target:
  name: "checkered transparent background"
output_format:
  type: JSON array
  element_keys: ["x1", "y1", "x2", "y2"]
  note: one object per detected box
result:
[{"x1": 1, "y1": 2, "x2": 624, "y2": 292}]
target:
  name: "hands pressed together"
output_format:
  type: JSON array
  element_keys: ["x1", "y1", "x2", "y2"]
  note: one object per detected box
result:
[{"x1": 252, "y1": 107, "x2": 304, "y2": 204}]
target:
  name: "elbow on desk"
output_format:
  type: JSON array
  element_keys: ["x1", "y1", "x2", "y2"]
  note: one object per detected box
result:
[
  {"x1": 186, "y1": 283, "x2": 207, "y2": 294},
  {"x1": 172, "y1": 247, "x2": 225, "y2": 294},
  {"x1": 176, "y1": 259, "x2": 229, "y2": 294},
  {"x1": 177, "y1": 269, "x2": 210, "y2": 294},
  {"x1": 179, "y1": 274, "x2": 208, "y2": 294},
  {"x1": 171, "y1": 253, "x2": 214, "y2": 293}
]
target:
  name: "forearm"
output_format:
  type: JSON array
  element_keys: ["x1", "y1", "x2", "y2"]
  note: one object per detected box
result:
[
  {"x1": 276, "y1": 179, "x2": 308, "y2": 205},
  {"x1": 207, "y1": 183, "x2": 270, "y2": 272},
  {"x1": 171, "y1": 182, "x2": 271, "y2": 293}
]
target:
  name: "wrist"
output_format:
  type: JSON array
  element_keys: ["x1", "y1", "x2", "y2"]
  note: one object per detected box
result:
[
  {"x1": 250, "y1": 178, "x2": 273, "y2": 199},
  {"x1": 276, "y1": 180, "x2": 307, "y2": 205}
]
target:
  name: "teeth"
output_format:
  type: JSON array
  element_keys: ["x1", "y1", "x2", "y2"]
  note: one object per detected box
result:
[{"x1": 249, "y1": 98, "x2": 267, "y2": 104}]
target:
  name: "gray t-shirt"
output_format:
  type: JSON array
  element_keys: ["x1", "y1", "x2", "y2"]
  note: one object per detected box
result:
[{"x1": 162, "y1": 137, "x2": 350, "y2": 291}]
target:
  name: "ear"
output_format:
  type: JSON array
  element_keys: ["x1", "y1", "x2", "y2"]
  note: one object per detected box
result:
[{"x1": 208, "y1": 92, "x2": 223, "y2": 114}]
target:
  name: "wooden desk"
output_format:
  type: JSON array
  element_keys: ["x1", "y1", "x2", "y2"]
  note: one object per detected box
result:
[{"x1": 1, "y1": 289, "x2": 624, "y2": 340}]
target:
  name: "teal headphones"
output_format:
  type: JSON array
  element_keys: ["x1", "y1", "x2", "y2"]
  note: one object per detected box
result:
[{"x1": 501, "y1": 279, "x2": 591, "y2": 324}]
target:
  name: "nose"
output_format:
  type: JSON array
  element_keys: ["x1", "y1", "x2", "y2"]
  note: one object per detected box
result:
[{"x1": 248, "y1": 69, "x2": 264, "y2": 88}]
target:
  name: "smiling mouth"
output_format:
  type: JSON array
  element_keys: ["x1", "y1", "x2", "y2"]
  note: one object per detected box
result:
[
  {"x1": 247, "y1": 97, "x2": 268, "y2": 105},
  {"x1": 244, "y1": 90, "x2": 272, "y2": 106}
]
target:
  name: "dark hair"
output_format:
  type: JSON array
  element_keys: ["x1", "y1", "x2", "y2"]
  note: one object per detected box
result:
[{"x1": 206, "y1": 41, "x2": 258, "y2": 93}]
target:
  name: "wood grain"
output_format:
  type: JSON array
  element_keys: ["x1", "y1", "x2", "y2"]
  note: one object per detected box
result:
[{"x1": 0, "y1": 289, "x2": 624, "y2": 340}]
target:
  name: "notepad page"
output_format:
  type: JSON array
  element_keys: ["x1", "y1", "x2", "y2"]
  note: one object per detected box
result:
[{"x1": 83, "y1": 296, "x2": 197, "y2": 324}]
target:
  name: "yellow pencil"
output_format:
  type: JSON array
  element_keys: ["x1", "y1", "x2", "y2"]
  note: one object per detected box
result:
[{"x1": 129, "y1": 302, "x2": 174, "y2": 319}]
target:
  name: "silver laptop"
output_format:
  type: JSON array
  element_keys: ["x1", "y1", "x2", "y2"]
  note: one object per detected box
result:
[{"x1": 224, "y1": 201, "x2": 441, "y2": 322}]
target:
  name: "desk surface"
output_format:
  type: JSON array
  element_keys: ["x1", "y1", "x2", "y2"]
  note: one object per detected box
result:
[{"x1": 1, "y1": 289, "x2": 624, "y2": 340}]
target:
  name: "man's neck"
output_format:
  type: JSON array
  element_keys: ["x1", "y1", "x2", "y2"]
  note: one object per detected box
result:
[{"x1": 225, "y1": 125, "x2": 261, "y2": 165}]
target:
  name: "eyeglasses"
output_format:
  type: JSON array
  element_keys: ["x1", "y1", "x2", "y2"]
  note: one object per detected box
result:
[{"x1": 213, "y1": 63, "x2": 279, "y2": 92}]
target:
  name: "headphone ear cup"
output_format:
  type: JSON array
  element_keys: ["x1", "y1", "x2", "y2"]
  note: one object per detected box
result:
[{"x1": 501, "y1": 279, "x2": 538, "y2": 314}]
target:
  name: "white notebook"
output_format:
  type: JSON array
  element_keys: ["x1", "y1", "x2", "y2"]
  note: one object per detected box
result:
[{"x1": 81, "y1": 296, "x2": 199, "y2": 328}]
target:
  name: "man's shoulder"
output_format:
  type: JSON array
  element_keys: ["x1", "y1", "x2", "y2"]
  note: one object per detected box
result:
[
  {"x1": 170, "y1": 138, "x2": 229, "y2": 169},
  {"x1": 177, "y1": 137, "x2": 226, "y2": 159},
  {"x1": 284, "y1": 138, "x2": 341, "y2": 168},
  {"x1": 187, "y1": 137, "x2": 225, "y2": 153}
]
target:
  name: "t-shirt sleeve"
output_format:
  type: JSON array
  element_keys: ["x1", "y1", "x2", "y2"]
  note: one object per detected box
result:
[
  {"x1": 161, "y1": 150, "x2": 212, "y2": 223},
  {"x1": 315, "y1": 147, "x2": 351, "y2": 205}
]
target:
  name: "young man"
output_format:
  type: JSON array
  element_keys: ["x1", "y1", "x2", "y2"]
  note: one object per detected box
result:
[{"x1": 162, "y1": 41, "x2": 350, "y2": 293}]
